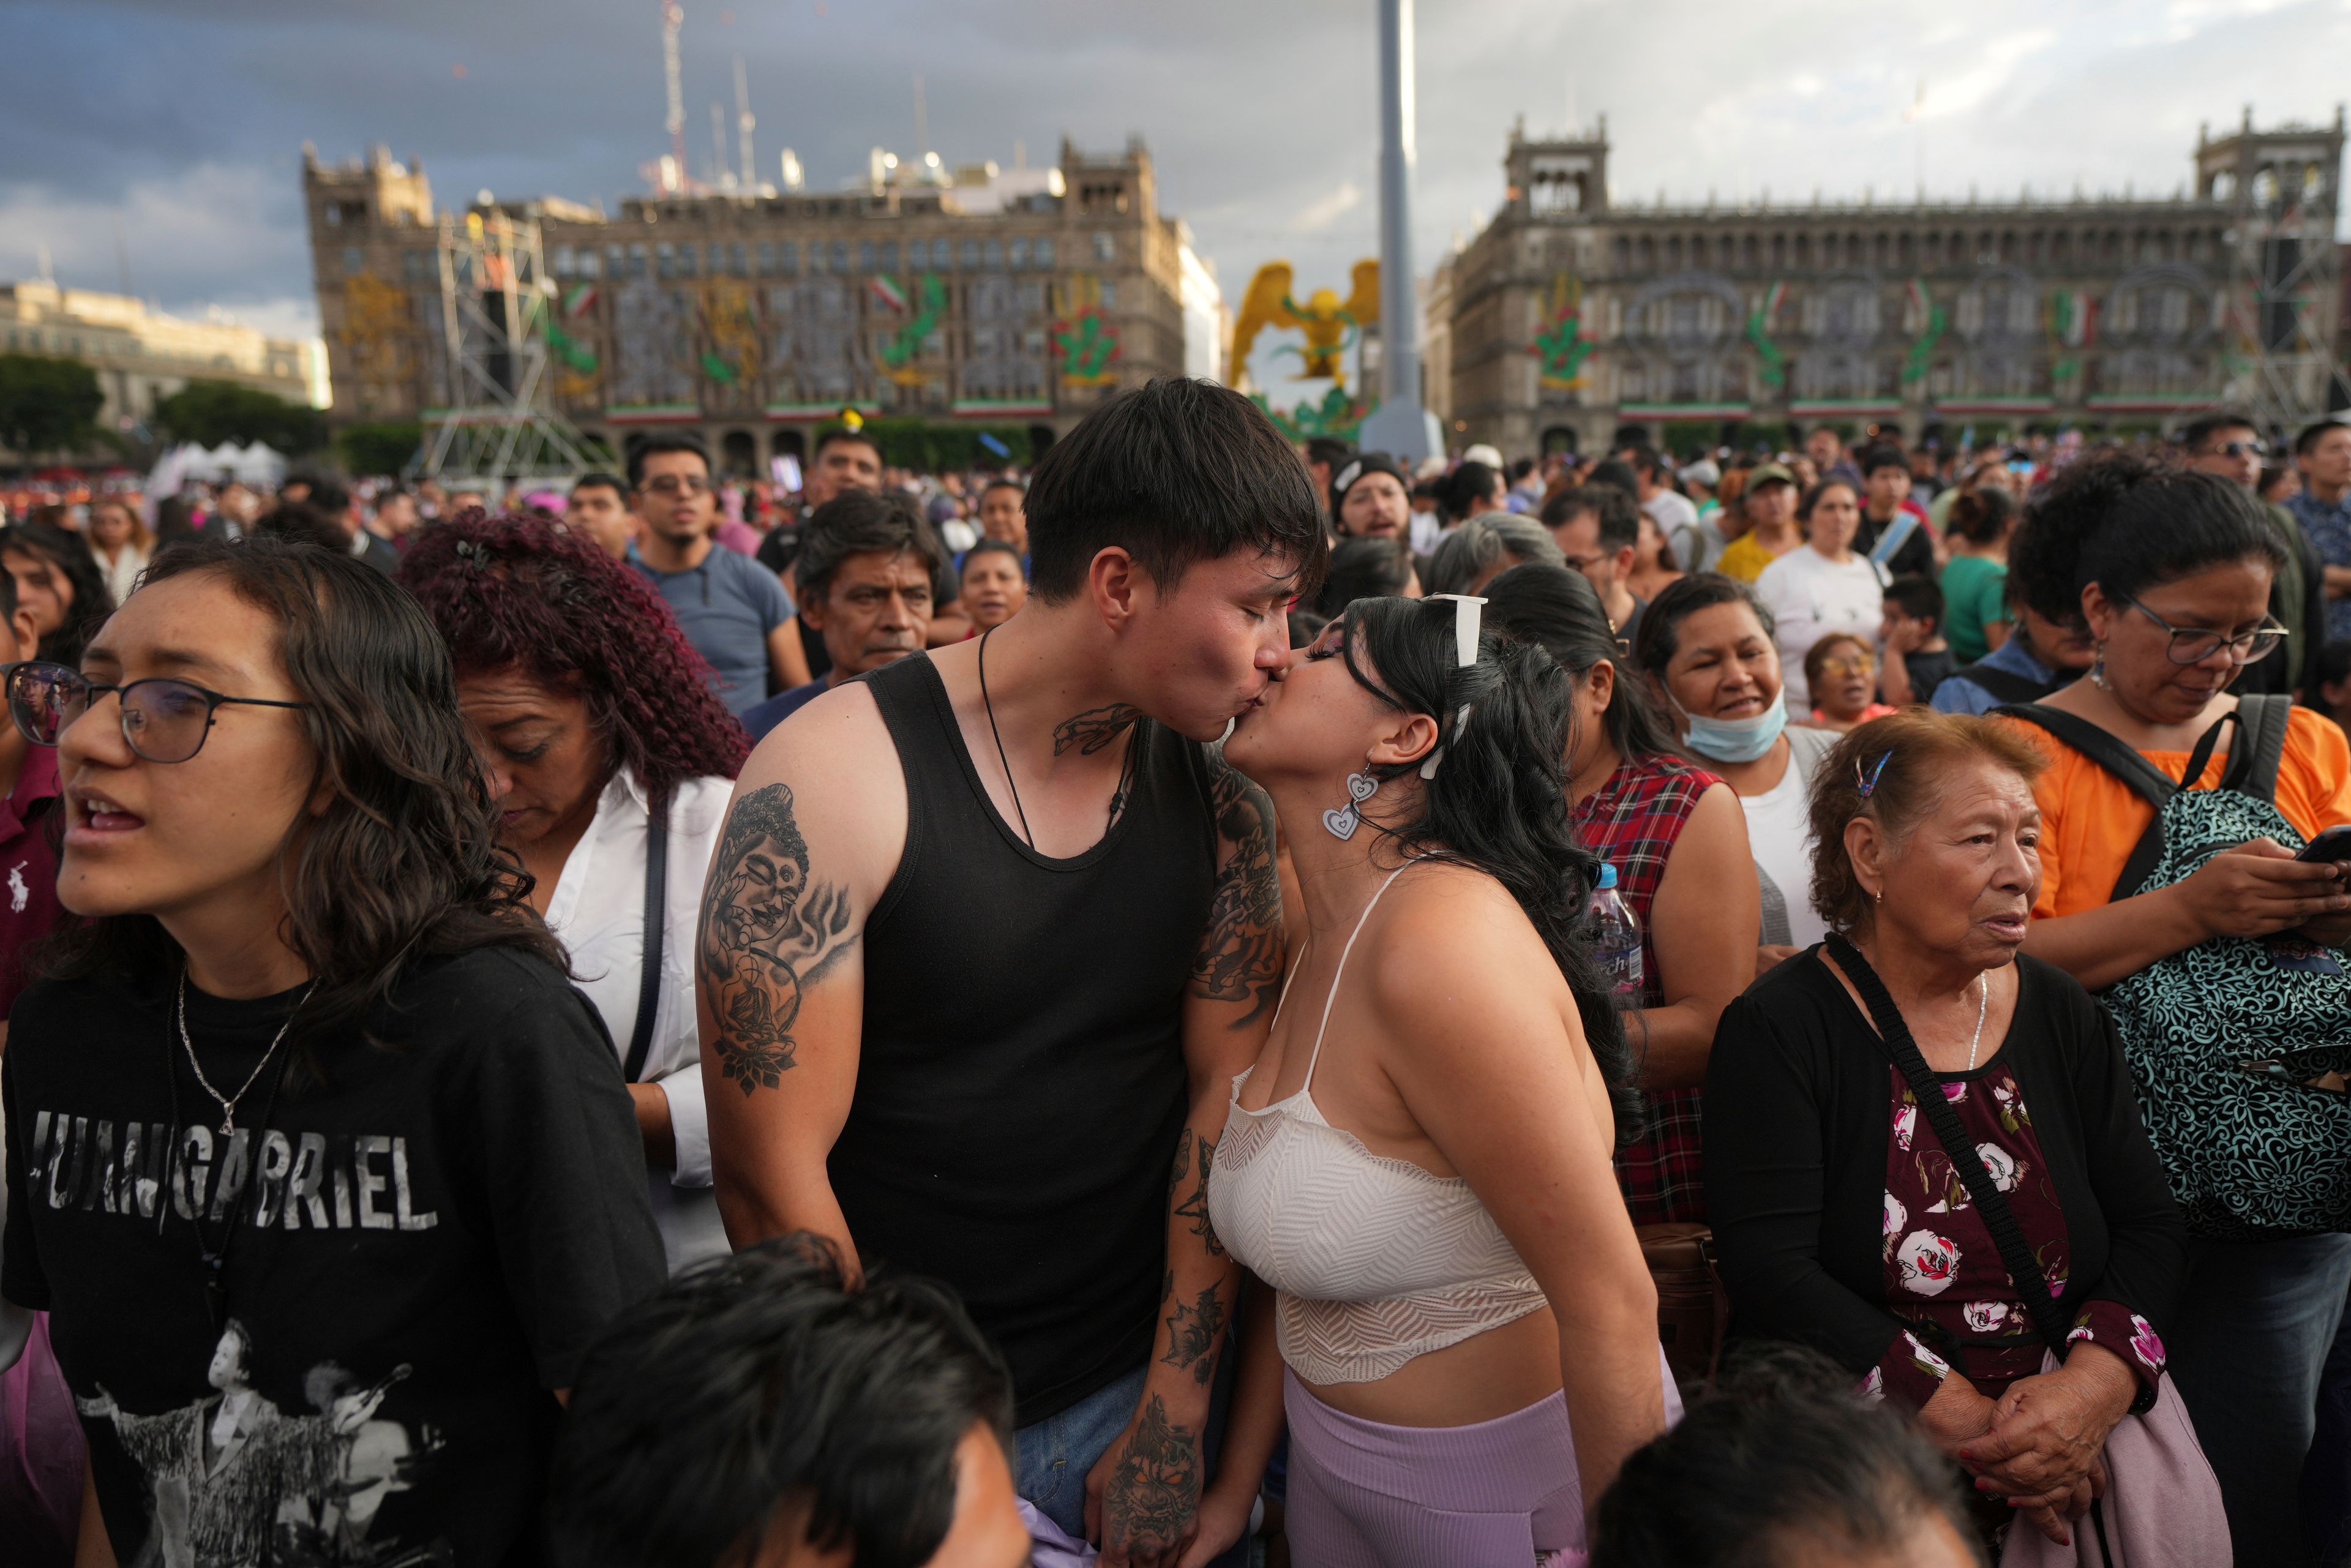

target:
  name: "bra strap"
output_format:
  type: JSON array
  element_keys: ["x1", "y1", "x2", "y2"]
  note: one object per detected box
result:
[{"x1": 1302, "y1": 861, "x2": 1416, "y2": 1091}]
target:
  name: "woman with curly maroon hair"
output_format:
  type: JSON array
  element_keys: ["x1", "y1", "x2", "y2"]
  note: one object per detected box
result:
[{"x1": 400, "y1": 512, "x2": 748, "y2": 1269}]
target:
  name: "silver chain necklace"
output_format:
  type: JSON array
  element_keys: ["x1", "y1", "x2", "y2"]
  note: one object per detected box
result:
[
  {"x1": 178, "y1": 970, "x2": 312, "y2": 1136},
  {"x1": 1965, "y1": 972, "x2": 1990, "y2": 1071}
]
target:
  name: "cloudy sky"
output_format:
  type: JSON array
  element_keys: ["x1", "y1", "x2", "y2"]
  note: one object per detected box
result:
[{"x1": 6, "y1": 0, "x2": 2348, "y2": 387}]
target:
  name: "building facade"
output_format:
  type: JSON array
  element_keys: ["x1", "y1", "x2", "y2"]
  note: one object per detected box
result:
[
  {"x1": 0, "y1": 280, "x2": 328, "y2": 438},
  {"x1": 304, "y1": 137, "x2": 1215, "y2": 471},
  {"x1": 1439, "y1": 110, "x2": 2346, "y2": 456}
]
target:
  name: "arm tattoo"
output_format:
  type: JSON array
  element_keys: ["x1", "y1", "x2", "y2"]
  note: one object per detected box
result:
[
  {"x1": 1052, "y1": 702, "x2": 1144, "y2": 756},
  {"x1": 696, "y1": 783, "x2": 854, "y2": 1095},
  {"x1": 1190, "y1": 759, "x2": 1284, "y2": 1026},
  {"x1": 1169, "y1": 1129, "x2": 1223, "y2": 1257},
  {"x1": 1159, "y1": 1283, "x2": 1228, "y2": 1384},
  {"x1": 1101, "y1": 1394, "x2": 1202, "y2": 1558}
]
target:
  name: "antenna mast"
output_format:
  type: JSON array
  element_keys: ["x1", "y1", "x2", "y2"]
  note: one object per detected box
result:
[
  {"x1": 735, "y1": 55, "x2": 756, "y2": 193},
  {"x1": 660, "y1": 0, "x2": 688, "y2": 193}
]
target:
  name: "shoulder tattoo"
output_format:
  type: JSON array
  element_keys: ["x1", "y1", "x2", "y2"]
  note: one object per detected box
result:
[
  {"x1": 1190, "y1": 759, "x2": 1284, "y2": 1026},
  {"x1": 696, "y1": 782, "x2": 855, "y2": 1094}
]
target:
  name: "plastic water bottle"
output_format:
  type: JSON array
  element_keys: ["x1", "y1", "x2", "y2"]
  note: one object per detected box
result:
[{"x1": 1588, "y1": 863, "x2": 1644, "y2": 1003}]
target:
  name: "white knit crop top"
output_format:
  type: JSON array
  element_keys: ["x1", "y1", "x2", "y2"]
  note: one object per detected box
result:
[{"x1": 1206, "y1": 863, "x2": 1547, "y2": 1385}]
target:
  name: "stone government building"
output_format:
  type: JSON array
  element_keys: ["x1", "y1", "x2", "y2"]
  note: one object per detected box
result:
[
  {"x1": 1427, "y1": 110, "x2": 2348, "y2": 456},
  {"x1": 303, "y1": 135, "x2": 1221, "y2": 471}
]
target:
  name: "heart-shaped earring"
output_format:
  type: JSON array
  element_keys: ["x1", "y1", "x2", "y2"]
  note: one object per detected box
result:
[
  {"x1": 1324, "y1": 771, "x2": 1379, "y2": 841},
  {"x1": 1347, "y1": 772, "x2": 1379, "y2": 803},
  {"x1": 1322, "y1": 806, "x2": 1360, "y2": 841}
]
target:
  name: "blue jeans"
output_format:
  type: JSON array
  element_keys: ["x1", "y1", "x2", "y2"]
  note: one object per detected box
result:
[
  {"x1": 1015, "y1": 1365, "x2": 1151, "y2": 1541},
  {"x1": 2303, "y1": 1271, "x2": 2351, "y2": 1567},
  {"x1": 2166, "y1": 1233, "x2": 2351, "y2": 1568},
  {"x1": 1014, "y1": 1357, "x2": 1249, "y2": 1567}
]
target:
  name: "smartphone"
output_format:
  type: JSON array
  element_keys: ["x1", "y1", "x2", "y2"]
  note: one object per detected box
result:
[{"x1": 2297, "y1": 824, "x2": 2351, "y2": 864}]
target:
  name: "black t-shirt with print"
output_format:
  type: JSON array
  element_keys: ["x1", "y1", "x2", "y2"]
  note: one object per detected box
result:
[{"x1": 1, "y1": 947, "x2": 666, "y2": 1568}]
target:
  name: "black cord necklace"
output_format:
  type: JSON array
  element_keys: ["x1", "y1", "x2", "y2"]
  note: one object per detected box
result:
[
  {"x1": 166, "y1": 967, "x2": 302, "y2": 1335},
  {"x1": 977, "y1": 625, "x2": 1037, "y2": 848}
]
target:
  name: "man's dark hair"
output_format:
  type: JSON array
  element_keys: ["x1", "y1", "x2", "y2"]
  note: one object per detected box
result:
[
  {"x1": 2295, "y1": 418, "x2": 2351, "y2": 459},
  {"x1": 1316, "y1": 536, "x2": 1417, "y2": 617},
  {"x1": 1510, "y1": 456, "x2": 1537, "y2": 481},
  {"x1": 795, "y1": 489, "x2": 944, "y2": 607},
  {"x1": 281, "y1": 474, "x2": 351, "y2": 517},
  {"x1": 2177, "y1": 409, "x2": 2259, "y2": 451},
  {"x1": 1883, "y1": 573, "x2": 1944, "y2": 632},
  {"x1": 1591, "y1": 1346, "x2": 1975, "y2": 1568},
  {"x1": 1024, "y1": 378, "x2": 1326, "y2": 603},
  {"x1": 1541, "y1": 484, "x2": 1639, "y2": 552},
  {"x1": 1630, "y1": 448, "x2": 1672, "y2": 481},
  {"x1": 1587, "y1": 457, "x2": 1641, "y2": 497},
  {"x1": 979, "y1": 476, "x2": 1025, "y2": 501},
  {"x1": 1857, "y1": 443, "x2": 1910, "y2": 479},
  {"x1": 571, "y1": 471, "x2": 629, "y2": 502},
  {"x1": 960, "y1": 537, "x2": 1026, "y2": 579},
  {"x1": 255, "y1": 501, "x2": 350, "y2": 552},
  {"x1": 627, "y1": 433, "x2": 711, "y2": 487},
  {"x1": 550, "y1": 1233, "x2": 1013, "y2": 1568},
  {"x1": 814, "y1": 426, "x2": 882, "y2": 463},
  {"x1": 1304, "y1": 436, "x2": 1354, "y2": 472},
  {"x1": 1434, "y1": 461, "x2": 1501, "y2": 523}
]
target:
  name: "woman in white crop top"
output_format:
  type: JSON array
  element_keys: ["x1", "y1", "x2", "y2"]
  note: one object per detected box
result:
[{"x1": 1209, "y1": 595, "x2": 1678, "y2": 1567}]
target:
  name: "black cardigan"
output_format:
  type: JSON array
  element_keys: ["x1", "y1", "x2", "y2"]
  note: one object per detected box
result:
[{"x1": 1702, "y1": 950, "x2": 2187, "y2": 1381}]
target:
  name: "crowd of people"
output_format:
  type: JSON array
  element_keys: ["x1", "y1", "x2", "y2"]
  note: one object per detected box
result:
[{"x1": 0, "y1": 381, "x2": 2347, "y2": 1568}]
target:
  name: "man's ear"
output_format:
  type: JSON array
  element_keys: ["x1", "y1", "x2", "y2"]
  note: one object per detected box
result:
[
  {"x1": 1087, "y1": 546, "x2": 1141, "y2": 629},
  {"x1": 799, "y1": 590, "x2": 830, "y2": 632}
]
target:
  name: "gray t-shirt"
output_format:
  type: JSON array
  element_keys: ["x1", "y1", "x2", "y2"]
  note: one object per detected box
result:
[{"x1": 636, "y1": 547, "x2": 795, "y2": 716}]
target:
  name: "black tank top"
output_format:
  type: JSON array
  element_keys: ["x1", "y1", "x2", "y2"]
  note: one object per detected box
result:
[{"x1": 839, "y1": 653, "x2": 1215, "y2": 1424}]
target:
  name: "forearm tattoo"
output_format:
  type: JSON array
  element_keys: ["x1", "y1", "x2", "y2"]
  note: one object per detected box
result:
[
  {"x1": 1052, "y1": 702, "x2": 1144, "y2": 756},
  {"x1": 1159, "y1": 1280, "x2": 1228, "y2": 1384},
  {"x1": 1190, "y1": 760, "x2": 1284, "y2": 1026},
  {"x1": 1169, "y1": 1128, "x2": 1224, "y2": 1258},
  {"x1": 1101, "y1": 1394, "x2": 1202, "y2": 1558},
  {"x1": 696, "y1": 783, "x2": 854, "y2": 1095}
]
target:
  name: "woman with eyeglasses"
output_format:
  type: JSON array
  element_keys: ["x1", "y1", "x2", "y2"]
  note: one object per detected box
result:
[
  {"x1": 400, "y1": 512, "x2": 748, "y2": 1271},
  {"x1": 0, "y1": 535, "x2": 664, "y2": 1567},
  {"x1": 1992, "y1": 450, "x2": 2351, "y2": 1566}
]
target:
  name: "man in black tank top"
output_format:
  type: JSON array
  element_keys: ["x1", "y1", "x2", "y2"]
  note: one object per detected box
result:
[{"x1": 699, "y1": 379, "x2": 1326, "y2": 1567}]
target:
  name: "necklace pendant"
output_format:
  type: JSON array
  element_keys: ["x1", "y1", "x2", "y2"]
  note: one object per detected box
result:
[{"x1": 219, "y1": 1111, "x2": 235, "y2": 1136}]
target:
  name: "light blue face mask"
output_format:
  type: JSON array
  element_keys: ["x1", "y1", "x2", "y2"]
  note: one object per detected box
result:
[{"x1": 1681, "y1": 689, "x2": 1788, "y2": 764}]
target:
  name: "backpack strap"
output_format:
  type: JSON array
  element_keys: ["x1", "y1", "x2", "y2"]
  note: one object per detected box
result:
[
  {"x1": 1950, "y1": 660, "x2": 2053, "y2": 707},
  {"x1": 2225, "y1": 694, "x2": 2291, "y2": 805},
  {"x1": 623, "y1": 801, "x2": 669, "y2": 1084},
  {"x1": 1997, "y1": 703, "x2": 2179, "y2": 901}
]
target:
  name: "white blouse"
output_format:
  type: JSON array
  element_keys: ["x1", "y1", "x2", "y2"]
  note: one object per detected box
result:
[{"x1": 542, "y1": 767, "x2": 735, "y2": 1267}]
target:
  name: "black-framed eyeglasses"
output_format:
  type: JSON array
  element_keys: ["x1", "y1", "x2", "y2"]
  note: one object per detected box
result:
[
  {"x1": 638, "y1": 474, "x2": 711, "y2": 497},
  {"x1": 2219, "y1": 439, "x2": 2269, "y2": 459},
  {"x1": 6, "y1": 661, "x2": 312, "y2": 763},
  {"x1": 2114, "y1": 592, "x2": 2287, "y2": 666}
]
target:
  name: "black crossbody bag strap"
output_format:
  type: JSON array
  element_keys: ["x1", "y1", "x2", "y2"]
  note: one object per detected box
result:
[
  {"x1": 623, "y1": 802, "x2": 669, "y2": 1084},
  {"x1": 1825, "y1": 935, "x2": 2121, "y2": 1568},
  {"x1": 1826, "y1": 936, "x2": 2070, "y2": 1354}
]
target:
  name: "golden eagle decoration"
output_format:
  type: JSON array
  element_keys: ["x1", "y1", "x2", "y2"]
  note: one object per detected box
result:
[{"x1": 1231, "y1": 260, "x2": 1380, "y2": 391}]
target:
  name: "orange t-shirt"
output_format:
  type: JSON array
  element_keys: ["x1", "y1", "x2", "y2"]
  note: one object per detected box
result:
[{"x1": 2004, "y1": 705, "x2": 2351, "y2": 918}]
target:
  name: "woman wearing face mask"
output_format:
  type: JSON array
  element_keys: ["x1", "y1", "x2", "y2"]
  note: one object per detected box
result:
[
  {"x1": 400, "y1": 512, "x2": 749, "y2": 1270},
  {"x1": 1633, "y1": 574, "x2": 1839, "y2": 974},
  {"x1": 0, "y1": 535, "x2": 664, "y2": 1568}
]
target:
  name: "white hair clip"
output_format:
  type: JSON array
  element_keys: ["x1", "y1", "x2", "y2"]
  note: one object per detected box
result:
[{"x1": 1418, "y1": 595, "x2": 1487, "y2": 778}]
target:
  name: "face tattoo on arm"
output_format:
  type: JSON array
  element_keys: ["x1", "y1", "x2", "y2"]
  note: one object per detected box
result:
[
  {"x1": 1189, "y1": 760, "x2": 1285, "y2": 1027},
  {"x1": 696, "y1": 783, "x2": 855, "y2": 1094}
]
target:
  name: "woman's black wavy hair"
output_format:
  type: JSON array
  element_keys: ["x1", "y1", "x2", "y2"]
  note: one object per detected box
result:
[
  {"x1": 1481, "y1": 562, "x2": 1678, "y2": 763},
  {"x1": 0, "y1": 521, "x2": 114, "y2": 664},
  {"x1": 40, "y1": 533, "x2": 564, "y2": 1067},
  {"x1": 2008, "y1": 447, "x2": 2284, "y2": 628},
  {"x1": 1315, "y1": 536, "x2": 1417, "y2": 618},
  {"x1": 1338, "y1": 594, "x2": 1639, "y2": 1142}
]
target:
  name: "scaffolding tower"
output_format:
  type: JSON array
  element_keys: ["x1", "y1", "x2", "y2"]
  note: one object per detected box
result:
[
  {"x1": 419, "y1": 207, "x2": 596, "y2": 488},
  {"x1": 2202, "y1": 110, "x2": 2348, "y2": 434}
]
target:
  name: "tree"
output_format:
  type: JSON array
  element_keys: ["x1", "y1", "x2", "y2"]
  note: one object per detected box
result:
[
  {"x1": 0, "y1": 354, "x2": 105, "y2": 458},
  {"x1": 334, "y1": 421, "x2": 423, "y2": 477},
  {"x1": 152, "y1": 379, "x2": 326, "y2": 454}
]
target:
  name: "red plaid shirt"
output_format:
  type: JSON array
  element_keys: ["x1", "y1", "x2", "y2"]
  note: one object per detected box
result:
[{"x1": 1573, "y1": 753, "x2": 1722, "y2": 1226}]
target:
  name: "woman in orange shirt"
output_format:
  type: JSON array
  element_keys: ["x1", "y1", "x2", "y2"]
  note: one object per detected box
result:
[{"x1": 1996, "y1": 449, "x2": 2351, "y2": 1567}]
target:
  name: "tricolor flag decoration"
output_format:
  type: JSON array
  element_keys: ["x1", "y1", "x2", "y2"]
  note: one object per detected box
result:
[
  {"x1": 2051, "y1": 289, "x2": 2097, "y2": 349},
  {"x1": 870, "y1": 274, "x2": 909, "y2": 313},
  {"x1": 563, "y1": 283, "x2": 599, "y2": 319},
  {"x1": 1746, "y1": 282, "x2": 1788, "y2": 388}
]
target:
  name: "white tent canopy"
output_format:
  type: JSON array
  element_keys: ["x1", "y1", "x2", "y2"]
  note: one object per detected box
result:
[{"x1": 145, "y1": 440, "x2": 289, "y2": 498}]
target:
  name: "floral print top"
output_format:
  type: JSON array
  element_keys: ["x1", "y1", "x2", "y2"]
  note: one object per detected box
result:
[{"x1": 1862, "y1": 1060, "x2": 2167, "y2": 1410}]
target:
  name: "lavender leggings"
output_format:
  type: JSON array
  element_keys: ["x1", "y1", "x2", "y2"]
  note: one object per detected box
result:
[{"x1": 1282, "y1": 1352, "x2": 1681, "y2": 1568}]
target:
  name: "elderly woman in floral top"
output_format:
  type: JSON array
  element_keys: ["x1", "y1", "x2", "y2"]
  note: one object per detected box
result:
[{"x1": 1703, "y1": 710, "x2": 2191, "y2": 1552}]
